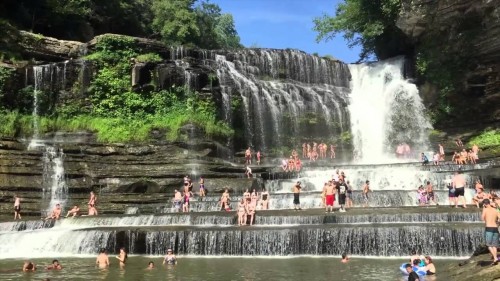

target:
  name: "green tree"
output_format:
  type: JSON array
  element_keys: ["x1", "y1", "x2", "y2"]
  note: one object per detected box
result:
[
  {"x1": 151, "y1": 0, "x2": 200, "y2": 45},
  {"x1": 214, "y1": 14, "x2": 241, "y2": 49},
  {"x1": 313, "y1": 0, "x2": 408, "y2": 61},
  {"x1": 194, "y1": 1, "x2": 241, "y2": 49}
]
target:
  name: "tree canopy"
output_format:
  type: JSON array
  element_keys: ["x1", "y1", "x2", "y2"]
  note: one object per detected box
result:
[
  {"x1": 0, "y1": 0, "x2": 241, "y2": 49},
  {"x1": 313, "y1": 0, "x2": 409, "y2": 61}
]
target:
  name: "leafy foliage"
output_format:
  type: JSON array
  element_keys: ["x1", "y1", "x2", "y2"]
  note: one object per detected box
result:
[
  {"x1": 313, "y1": 0, "x2": 405, "y2": 61},
  {"x1": 0, "y1": 0, "x2": 241, "y2": 49},
  {"x1": 469, "y1": 130, "x2": 500, "y2": 147}
]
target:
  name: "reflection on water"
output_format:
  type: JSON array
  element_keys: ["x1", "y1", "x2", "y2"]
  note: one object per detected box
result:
[{"x1": 0, "y1": 256, "x2": 457, "y2": 281}]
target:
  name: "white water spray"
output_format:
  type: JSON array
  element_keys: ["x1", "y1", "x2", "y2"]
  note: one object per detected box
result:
[
  {"x1": 348, "y1": 58, "x2": 431, "y2": 163},
  {"x1": 43, "y1": 147, "x2": 68, "y2": 215}
]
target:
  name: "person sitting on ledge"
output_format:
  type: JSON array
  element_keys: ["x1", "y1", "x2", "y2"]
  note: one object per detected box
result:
[
  {"x1": 421, "y1": 153, "x2": 429, "y2": 166},
  {"x1": 44, "y1": 204, "x2": 62, "y2": 220},
  {"x1": 88, "y1": 205, "x2": 98, "y2": 216},
  {"x1": 65, "y1": 205, "x2": 80, "y2": 218}
]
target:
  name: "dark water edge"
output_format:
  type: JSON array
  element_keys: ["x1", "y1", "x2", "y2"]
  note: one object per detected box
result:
[{"x1": 0, "y1": 256, "x2": 461, "y2": 281}]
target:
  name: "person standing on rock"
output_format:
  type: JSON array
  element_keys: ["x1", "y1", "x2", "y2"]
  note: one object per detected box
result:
[
  {"x1": 198, "y1": 177, "x2": 206, "y2": 199},
  {"x1": 260, "y1": 188, "x2": 270, "y2": 210},
  {"x1": 88, "y1": 191, "x2": 97, "y2": 208},
  {"x1": 324, "y1": 181, "x2": 335, "y2": 213},
  {"x1": 362, "y1": 180, "x2": 371, "y2": 207},
  {"x1": 292, "y1": 181, "x2": 302, "y2": 210},
  {"x1": 245, "y1": 147, "x2": 252, "y2": 165},
  {"x1": 337, "y1": 178, "x2": 348, "y2": 212},
  {"x1": 481, "y1": 199, "x2": 500, "y2": 266},
  {"x1": 14, "y1": 195, "x2": 21, "y2": 220},
  {"x1": 256, "y1": 150, "x2": 261, "y2": 165},
  {"x1": 245, "y1": 166, "x2": 253, "y2": 179},
  {"x1": 452, "y1": 171, "x2": 467, "y2": 208},
  {"x1": 439, "y1": 144, "x2": 445, "y2": 161}
]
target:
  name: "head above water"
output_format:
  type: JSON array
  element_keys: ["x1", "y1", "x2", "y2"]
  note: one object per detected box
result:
[
  {"x1": 52, "y1": 260, "x2": 59, "y2": 265},
  {"x1": 167, "y1": 248, "x2": 173, "y2": 253},
  {"x1": 148, "y1": 261, "x2": 154, "y2": 267},
  {"x1": 341, "y1": 253, "x2": 348, "y2": 259},
  {"x1": 365, "y1": 180, "x2": 370, "y2": 184},
  {"x1": 99, "y1": 248, "x2": 107, "y2": 254}
]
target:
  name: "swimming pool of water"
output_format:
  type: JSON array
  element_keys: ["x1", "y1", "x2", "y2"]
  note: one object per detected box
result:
[{"x1": 0, "y1": 256, "x2": 458, "y2": 280}]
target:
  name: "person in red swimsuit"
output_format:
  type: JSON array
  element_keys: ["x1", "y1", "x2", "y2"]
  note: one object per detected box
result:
[{"x1": 324, "y1": 181, "x2": 336, "y2": 213}]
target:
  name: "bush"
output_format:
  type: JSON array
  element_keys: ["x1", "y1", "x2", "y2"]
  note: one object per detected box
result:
[
  {"x1": 135, "y1": 53, "x2": 163, "y2": 63},
  {"x1": 469, "y1": 130, "x2": 500, "y2": 147}
]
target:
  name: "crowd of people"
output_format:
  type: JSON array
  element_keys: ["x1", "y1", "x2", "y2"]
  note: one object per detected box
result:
[
  {"x1": 20, "y1": 247, "x2": 177, "y2": 275},
  {"x1": 421, "y1": 142, "x2": 480, "y2": 166}
]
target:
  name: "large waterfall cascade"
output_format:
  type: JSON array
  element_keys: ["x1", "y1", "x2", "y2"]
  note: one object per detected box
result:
[
  {"x1": 214, "y1": 49, "x2": 351, "y2": 150},
  {"x1": 3, "y1": 54, "x2": 490, "y2": 259},
  {"x1": 349, "y1": 58, "x2": 432, "y2": 164}
]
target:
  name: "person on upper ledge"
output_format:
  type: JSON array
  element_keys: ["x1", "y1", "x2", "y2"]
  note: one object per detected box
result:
[
  {"x1": 245, "y1": 147, "x2": 252, "y2": 165},
  {"x1": 65, "y1": 205, "x2": 80, "y2": 218},
  {"x1": 420, "y1": 153, "x2": 429, "y2": 166}
]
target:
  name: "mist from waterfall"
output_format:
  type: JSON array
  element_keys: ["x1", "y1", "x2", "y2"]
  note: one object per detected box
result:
[{"x1": 348, "y1": 58, "x2": 432, "y2": 163}]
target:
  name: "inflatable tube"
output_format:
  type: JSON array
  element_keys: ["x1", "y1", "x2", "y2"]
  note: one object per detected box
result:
[{"x1": 399, "y1": 263, "x2": 427, "y2": 276}]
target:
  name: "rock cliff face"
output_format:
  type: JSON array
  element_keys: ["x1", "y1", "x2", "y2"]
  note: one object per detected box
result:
[
  {"x1": 397, "y1": 0, "x2": 500, "y2": 124},
  {"x1": 0, "y1": 135, "x2": 265, "y2": 217}
]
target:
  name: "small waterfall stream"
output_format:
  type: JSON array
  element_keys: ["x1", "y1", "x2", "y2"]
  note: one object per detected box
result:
[{"x1": 42, "y1": 146, "x2": 68, "y2": 215}]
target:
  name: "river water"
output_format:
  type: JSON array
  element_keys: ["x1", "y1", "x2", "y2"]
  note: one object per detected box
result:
[{"x1": 0, "y1": 256, "x2": 457, "y2": 280}]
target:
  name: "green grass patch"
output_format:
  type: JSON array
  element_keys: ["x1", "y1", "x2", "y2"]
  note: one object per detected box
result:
[
  {"x1": 135, "y1": 53, "x2": 163, "y2": 63},
  {"x1": 468, "y1": 130, "x2": 500, "y2": 147},
  {"x1": 0, "y1": 111, "x2": 233, "y2": 143}
]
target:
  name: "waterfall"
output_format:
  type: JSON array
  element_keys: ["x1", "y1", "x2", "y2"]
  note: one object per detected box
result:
[
  {"x1": 29, "y1": 66, "x2": 45, "y2": 149},
  {"x1": 215, "y1": 50, "x2": 350, "y2": 150},
  {"x1": 348, "y1": 57, "x2": 432, "y2": 163},
  {"x1": 42, "y1": 146, "x2": 68, "y2": 215}
]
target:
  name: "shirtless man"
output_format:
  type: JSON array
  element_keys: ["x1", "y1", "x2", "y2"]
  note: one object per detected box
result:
[
  {"x1": 324, "y1": 181, "x2": 335, "y2": 213},
  {"x1": 481, "y1": 199, "x2": 500, "y2": 265},
  {"x1": 245, "y1": 147, "x2": 252, "y2": 165},
  {"x1": 88, "y1": 205, "x2": 98, "y2": 216},
  {"x1": 65, "y1": 205, "x2": 80, "y2": 217},
  {"x1": 452, "y1": 171, "x2": 467, "y2": 208},
  {"x1": 14, "y1": 195, "x2": 21, "y2": 220},
  {"x1": 292, "y1": 182, "x2": 302, "y2": 210},
  {"x1": 96, "y1": 248, "x2": 110, "y2": 268},
  {"x1": 116, "y1": 247, "x2": 127, "y2": 269},
  {"x1": 362, "y1": 181, "x2": 371, "y2": 207},
  {"x1": 426, "y1": 181, "x2": 438, "y2": 205},
  {"x1": 45, "y1": 204, "x2": 62, "y2": 220}
]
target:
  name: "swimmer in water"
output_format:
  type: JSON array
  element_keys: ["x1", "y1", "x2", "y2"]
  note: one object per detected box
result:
[
  {"x1": 341, "y1": 253, "x2": 349, "y2": 263},
  {"x1": 163, "y1": 248, "x2": 177, "y2": 265},
  {"x1": 147, "y1": 261, "x2": 155, "y2": 269},
  {"x1": 23, "y1": 261, "x2": 36, "y2": 272},
  {"x1": 46, "y1": 259, "x2": 62, "y2": 270},
  {"x1": 116, "y1": 247, "x2": 128, "y2": 268},
  {"x1": 96, "y1": 248, "x2": 110, "y2": 268}
]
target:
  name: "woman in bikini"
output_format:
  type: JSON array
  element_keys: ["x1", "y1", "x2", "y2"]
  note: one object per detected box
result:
[
  {"x1": 163, "y1": 248, "x2": 177, "y2": 265},
  {"x1": 237, "y1": 199, "x2": 247, "y2": 226},
  {"x1": 424, "y1": 256, "x2": 436, "y2": 275},
  {"x1": 182, "y1": 191, "x2": 191, "y2": 213},
  {"x1": 250, "y1": 189, "x2": 258, "y2": 207},
  {"x1": 198, "y1": 177, "x2": 206, "y2": 199}
]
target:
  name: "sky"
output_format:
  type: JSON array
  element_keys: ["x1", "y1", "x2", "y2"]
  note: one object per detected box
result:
[{"x1": 212, "y1": 0, "x2": 361, "y2": 63}]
